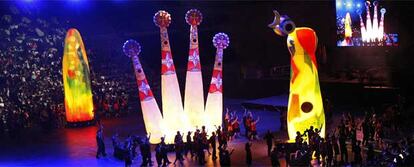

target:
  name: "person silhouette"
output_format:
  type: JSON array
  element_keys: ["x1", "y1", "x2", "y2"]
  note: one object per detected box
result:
[{"x1": 96, "y1": 124, "x2": 106, "y2": 159}]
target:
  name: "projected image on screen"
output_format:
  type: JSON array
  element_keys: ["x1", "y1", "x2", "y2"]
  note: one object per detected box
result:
[{"x1": 336, "y1": 0, "x2": 398, "y2": 47}]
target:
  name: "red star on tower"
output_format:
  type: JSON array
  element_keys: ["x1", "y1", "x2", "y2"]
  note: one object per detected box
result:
[
  {"x1": 161, "y1": 51, "x2": 176, "y2": 75},
  {"x1": 138, "y1": 79, "x2": 154, "y2": 101},
  {"x1": 187, "y1": 49, "x2": 201, "y2": 71},
  {"x1": 209, "y1": 70, "x2": 223, "y2": 93}
]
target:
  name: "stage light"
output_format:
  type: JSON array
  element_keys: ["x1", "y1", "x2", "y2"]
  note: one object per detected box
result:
[
  {"x1": 336, "y1": 1, "x2": 342, "y2": 8},
  {"x1": 357, "y1": 3, "x2": 361, "y2": 8},
  {"x1": 62, "y1": 28, "x2": 94, "y2": 123},
  {"x1": 346, "y1": 2, "x2": 353, "y2": 9}
]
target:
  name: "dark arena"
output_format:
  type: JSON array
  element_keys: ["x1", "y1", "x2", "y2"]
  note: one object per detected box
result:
[{"x1": 1, "y1": 1, "x2": 414, "y2": 167}]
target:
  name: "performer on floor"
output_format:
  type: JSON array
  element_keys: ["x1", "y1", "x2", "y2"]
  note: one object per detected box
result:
[
  {"x1": 353, "y1": 141, "x2": 362, "y2": 165},
  {"x1": 338, "y1": 126, "x2": 348, "y2": 164},
  {"x1": 209, "y1": 132, "x2": 217, "y2": 160},
  {"x1": 219, "y1": 145, "x2": 234, "y2": 166},
  {"x1": 216, "y1": 125, "x2": 223, "y2": 148},
  {"x1": 160, "y1": 136, "x2": 171, "y2": 166},
  {"x1": 196, "y1": 132, "x2": 206, "y2": 165},
  {"x1": 193, "y1": 129, "x2": 200, "y2": 159},
  {"x1": 155, "y1": 144, "x2": 162, "y2": 167},
  {"x1": 243, "y1": 109, "x2": 250, "y2": 137},
  {"x1": 221, "y1": 129, "x2": 228, "y2": 149},
  {"x1": 232, "y1": 116, "x2": 240, "y2": 138},
  {"x1": 320, "y1": 138, "x2": 328, "y2": 166},
  {"x1": 331, "y1": 131, "x2": 340, "y2": 166},
  {"x1": 304, "y1": 126, "x2": 315, "y2": 142},
  {"x1": 245, "y1": 141, "x2": 252, "y2": 166},
  {"x1": 174, "y1": 131, "x2": 184, "y2": 165},
  {"x1": 185, "y1": 131, "x2": 192, "y2": 157},
  {"x1": 366, "y1": 143, "x2": 375, "y2": 165},
  {"x1": 96, "y1": 124, "x2": 107, "y2": 159},
  {"x1": 264, "y1": 130, "x2": 274, "y2": 156},
  {"x1": 124, "y1": 151, "x2": 132, "y2": 167},
  {"x1": 249, "y1": 116, "x2": 260, "y2": 140},
  {"x1": 124, "y1": 134, "x2": 133, "y2": 167},
  {"x1": 224, "y1": 109, "x2": 230, "y2": 133},
  {"x1": 326, "y1": 136, "x2": 334, "y2": 167},
  {"x1": 112, "y1": 132, "x2": 120, "y2": 156},
  {"x1": 295, "y1": 131, "x2": 304, "y2": 146},
  {"x1": 131, "y1": 135, "x2": 139, "y2": 159},
  {"x1": 140, "y1": 133, "x2": 152, "y2": 166},
  {"x1": 201, "y1": 126, "x2": 211, "y2": 155},
  {"x1": 227, "y1": 119, "x2": 234, "y2": 141},
  {"x1": 270, "y1": 147, "x2": 280, "y2": 167}
]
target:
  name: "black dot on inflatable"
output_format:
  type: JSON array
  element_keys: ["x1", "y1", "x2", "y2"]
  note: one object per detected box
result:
[
  {"x1": 193, "y1": 39, "x2": 197, "y2": 43},
  {"x1": 137, "y1": 69, "x2": 142, "y2": 73},
  {"x1": 301, "y1": 102, "x2": 313, "y2": 113},
  {"x1": 285, "y1": 23, "x2": 294, "y2": 32},
  {"x1": 164, "y1": 41, "x2": 168, "y2": 45},
  {"x1": 218, "y1": 62, "x2": 221, "y2": 66}
]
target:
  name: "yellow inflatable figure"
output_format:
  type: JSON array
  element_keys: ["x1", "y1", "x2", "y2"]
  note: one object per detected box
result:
[
  {"x1": 62, "y1": 28, "x2": 94, "y2": 122},
  {"x1": 269, "y1": 10, "x2": 325, "y2": 141}
]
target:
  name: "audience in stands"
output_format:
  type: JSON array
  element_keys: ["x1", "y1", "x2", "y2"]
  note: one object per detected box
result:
[{"x1": 0, "y1": 7, "x2": 129, "y2": 137}]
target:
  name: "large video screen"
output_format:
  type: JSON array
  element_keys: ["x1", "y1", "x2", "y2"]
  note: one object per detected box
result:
[{"x1": 336, "y1": 0, "x2": 398, "y2": 47}]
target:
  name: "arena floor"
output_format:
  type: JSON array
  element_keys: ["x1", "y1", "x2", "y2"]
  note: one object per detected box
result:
[{"x1": 0, "y1": 100, "x2": 284, "y2": 167}]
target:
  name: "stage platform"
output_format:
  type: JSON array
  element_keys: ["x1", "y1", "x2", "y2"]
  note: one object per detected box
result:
[{"x1": 241, "y1": 94, "x2": 288, "y2": 111}]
